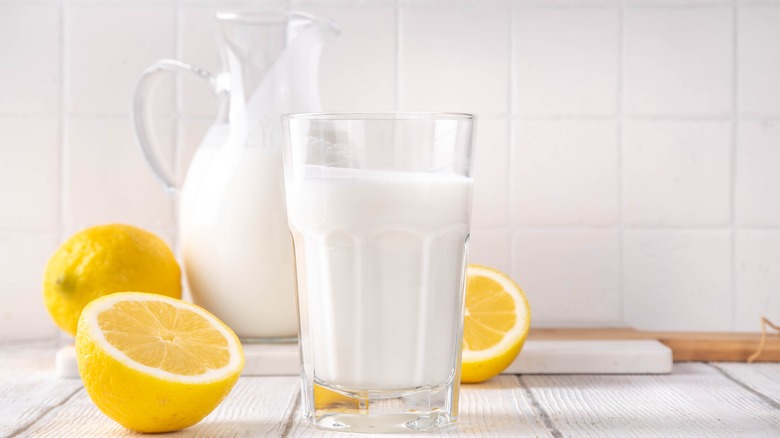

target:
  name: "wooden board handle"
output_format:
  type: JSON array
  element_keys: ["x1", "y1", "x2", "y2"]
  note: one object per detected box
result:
[{"x1": 528, "y1": 328, "x2": 780, "y2": 362}]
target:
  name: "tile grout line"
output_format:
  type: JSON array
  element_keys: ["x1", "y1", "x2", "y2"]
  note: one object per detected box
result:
[
  {"x1": 729, "y1": 0, "x2": 739, "y2": 331},
  {"x1": 508, "y1": 4, "x2": 517, "y2": 274},
  {"x1": 394, "y1": 0, "x2": 401, "y2": 111},
  {"x1": 58, "y1": 0, "x2": 68, "y2": 243},
  {"x1": 54, "y1": 0, "x2": 70, "y2": 346},
  {"x1": 507, "y1": 225, "x2": 780, "y2": 231},
  {"x1": 511, "y1": 114, "x2": 773, "y2": 121},
  {"x1": 617, "y1": 0, "x2": 626, "y2": 327},
  {"x1": 11, "y1": 112, "x2": 778, "y2": 122},
  {"x1": 707, "y1": 363, "x2": 780, "y2": 411},
  {"x1": 172, "y1": 0, "x2": 183, "y2": 252},
  {"x1": 279, "y1": 389, "x2": 302, "y2": 437},
  {"x1": 8, "y1": 223, "x2": 780, "y2": 236},
  {"x1": 54, "y1": 0, "x2": 70, "y2": 347},
  {"x1": 0, "y1": 224, "x2": 776, "y2": 235},
  {"x1": 7, "y1": 386, "x2": 84, "y2": 438},
  {"x1": 57, "y1": 0, "x2": 70, "y2": 323},
  {"x1": 516, "y1": 375, "x2": 563, "y2": 438}
]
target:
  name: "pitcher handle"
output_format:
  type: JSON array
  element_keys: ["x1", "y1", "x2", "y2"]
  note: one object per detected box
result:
[{"x1": 132, "y1": 59, "x2": 217, "y2": 196}]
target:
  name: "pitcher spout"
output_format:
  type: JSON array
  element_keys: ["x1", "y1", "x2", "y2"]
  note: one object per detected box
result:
[
  {"x1": 214, "y1": 10, "x2": 339, "y2": 148},
  {"x1": 288, "y1": 11, "x2": 340, "y2": 39}
]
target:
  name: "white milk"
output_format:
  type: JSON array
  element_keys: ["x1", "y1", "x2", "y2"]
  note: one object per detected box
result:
[
  {"x1": 180, "y1": 132, "x2": 298, "y2": 339},
  {"x1": 288, "y1": 166, "x2": 472, "y2": 390}
]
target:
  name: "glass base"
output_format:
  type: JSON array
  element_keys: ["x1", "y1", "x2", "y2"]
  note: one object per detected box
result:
[{"x1": 303, "y1": 378, "x2": 459, "y2": 433}]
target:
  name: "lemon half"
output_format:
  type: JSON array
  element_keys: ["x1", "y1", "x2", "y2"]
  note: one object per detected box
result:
[
  {"x1": 76, "y1": 292, "x2": 245, "y2": 433},
  {"x1": 461, "y1": 264, "x2": 530, "y2": 383}
]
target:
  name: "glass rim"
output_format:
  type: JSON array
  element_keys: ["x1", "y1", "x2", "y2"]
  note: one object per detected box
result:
[{"x1": 283, "y1": 112, "x2": 475, "y2": 121}]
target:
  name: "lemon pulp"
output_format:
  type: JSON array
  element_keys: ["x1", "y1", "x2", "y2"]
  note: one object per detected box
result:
[
  {"x1": 98, "y1": 300, "x2": 231, "y2": 376},
  {"x1": 461, "y1": 264, "x2": 530, "y2": 383}
]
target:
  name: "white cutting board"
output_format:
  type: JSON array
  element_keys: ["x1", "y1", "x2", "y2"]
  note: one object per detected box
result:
[{"x1": 56, "y1": 339, "x2": 672, "y2": 378}]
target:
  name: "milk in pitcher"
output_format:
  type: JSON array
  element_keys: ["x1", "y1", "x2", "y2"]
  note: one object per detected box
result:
[{"x1": 180, "y1": 126, "x2": 298, "y2": 339}]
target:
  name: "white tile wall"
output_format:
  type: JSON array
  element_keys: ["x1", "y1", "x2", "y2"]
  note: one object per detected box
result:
[
  {"x1": 178, "y1": 4, "x2": 223, "y2": 119},
  {"x1": 738, "y1": 7, "x2": 780, "y2": 116},
  {"x1": 623, "y1": 6, "x2": 733, "y2": 116},
  {"x1": 399, "y1": 4, "x2": 509, "y2": 117},
  {"x1": 0, "y1": 3, "x2": 60, "y2": 116},
  {"x1": 469, "y1": 228, "x2": 511, "y2": 274},
  {"x1": 0, "y1": 232, "x2": 60, "y2": 341},
  {"x1": 2, "y1": 0, "x2": 780, "y2": 341},
  {"x1": 472, "y1": 119, "x2": 510, "y2": 228},
  {"x1": 302, "y1": 3, "x2": 398, "y2": 112},
  {"x1": 64, "y1": 117, "x2": 175, "y2": 232},
  {"x1": 623, "y1": 120, "x2": 731, "y2": 227},
  {"x1": 68, "y1": 4, "x2": 177, "y2": 116},
  {"x1": 514, "y1": 7, "x2": 619, "y2": 116},
  {"x1": 513, "y1": 120, "x2": 618, "y2": 226},
  {"x1": 513, "y1": 229, "x2": 621, "y2": 326},
  {"x1": 0, "y1": 117, "x2": 60, "y2": 232},
  {"x1": 623, "y1": 230, "x2": 732, "y2": 331},
  {"x1": 736, "y1": 121, "x2": 780, "y2": 226},
  {"x1": 628, "y1": 0, "x2": 731, "y2": 4},
  {"x1": 735, "y1": 230, "x2": 780, "y2": 331}
]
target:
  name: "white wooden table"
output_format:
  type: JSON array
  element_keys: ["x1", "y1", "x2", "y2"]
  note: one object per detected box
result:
[{"x1": 2, "y1": 343, "x2": 779, "y2": 437}]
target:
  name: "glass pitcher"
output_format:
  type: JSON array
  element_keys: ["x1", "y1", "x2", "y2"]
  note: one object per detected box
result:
[{"x1": 132, "y1": 11, "x2": 338, "y2": 342}]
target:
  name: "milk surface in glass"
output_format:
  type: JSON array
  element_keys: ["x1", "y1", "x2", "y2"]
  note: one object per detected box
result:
[
  {"x1": 179, "y1": 126, "x2": 298, "y2": 339},
  {"x1": 288, "y1": 165, "x2": 472, "y2": 390}
]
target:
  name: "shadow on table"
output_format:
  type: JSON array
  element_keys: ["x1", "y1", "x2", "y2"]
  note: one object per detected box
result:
[
  {"x1": 148, "y1": 419, "x2": 286, "y2": 437},
  {"x1": 513, "y1": 373, "x2": 678, "y2": 390},
  {"x1": 456, "y1": 411, "x2": 544, "y2": 434}
]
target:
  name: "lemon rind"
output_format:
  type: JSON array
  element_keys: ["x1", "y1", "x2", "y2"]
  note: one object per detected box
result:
[{"x1": 82, "y1": 292, "x2": 244, "y2": 384}]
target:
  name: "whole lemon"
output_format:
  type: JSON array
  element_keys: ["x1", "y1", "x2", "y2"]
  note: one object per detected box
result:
[{"x1": 43, "y1": 224, "x2": 182, "y2": 336}]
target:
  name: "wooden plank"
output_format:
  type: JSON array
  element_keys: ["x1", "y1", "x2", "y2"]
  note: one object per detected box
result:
[
  {"x1": 3, "y1": 345, "x2": 779, "y2": 436},
  {"x1": 20, "y1": 377, "x2": 300, "y2": 437},
  {"x1": 14, "y1": 389, "x2": 133, "y2": 438},
  {"x1": 711, "y1": 363, "x2": 780, "y2": 406},
  {"x1": 285, "y1": 376, "x2": 552, "y2": 437},
  {"x1": 0, "y1": 344, "x2": 84, "y2": 437},
  {"x1": 453, "y1": 376, "x2": 551, "y2": 437},
  {"x1": 529, "y1": 328, "x2": 780, "y2": 362},
  {"x1": 661, "y1": 337, "x2": 780, "y2": 362},
  {"x1": 522, "y1": 363, "x2": 780, "y2": 437}
]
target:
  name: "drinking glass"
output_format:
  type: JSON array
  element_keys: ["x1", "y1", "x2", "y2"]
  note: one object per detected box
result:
[{"x1": 282, "y1": 112, "x2": 475, "y2": 433}]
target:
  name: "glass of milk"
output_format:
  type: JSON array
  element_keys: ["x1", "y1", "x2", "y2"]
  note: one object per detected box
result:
[{"x1": 282, "y1": 113, "x2": 475, "y2": 433}]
